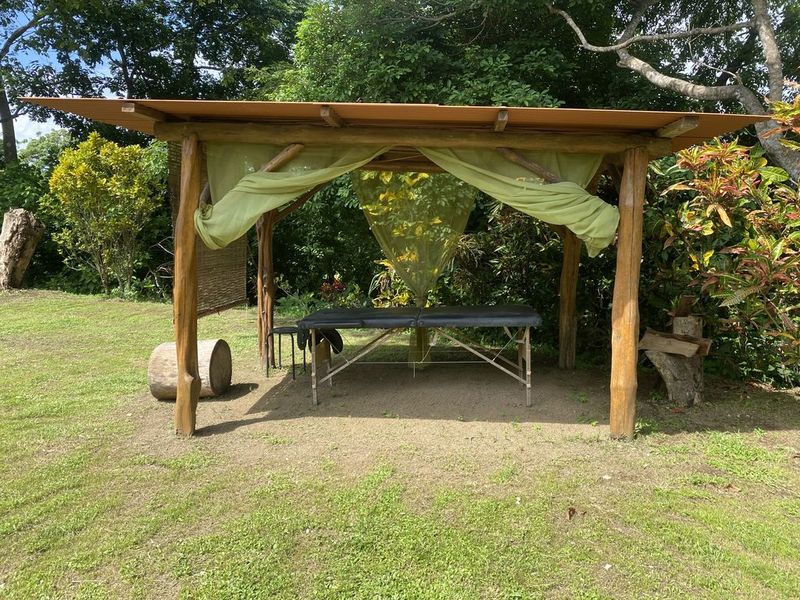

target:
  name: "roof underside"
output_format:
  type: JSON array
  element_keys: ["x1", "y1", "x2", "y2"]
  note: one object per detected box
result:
[{"x1": 23, "y1": 97, "x2": 766, "y2": 154}]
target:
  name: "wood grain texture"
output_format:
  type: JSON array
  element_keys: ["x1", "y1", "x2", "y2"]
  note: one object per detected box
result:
[
  {"x1": 321, "y1": 105, "x2": 346, "y2": 127},
  {"x1": 149, "y1": 339, "x2": 231, "y2": 400},
  {"x1": 558, "y1": 229, "x2": 581, "y2": 369},
  {"x1": 655, "y1": 116, "x2": 700, "y2": 138},
  {"x1": 256, "y1": 144, "x2": 306, "y2": 370},
  {"x1": 121, "y1": 102, "x2": 168, "y2": 122},
  {"x1": 609, "y1": 146, "x2": 648, "y2": 439},
  {"x1": 496, "y1": 147, "x2": 561, "y2": 183},
  {"x1": 154, "y1": 122, "x2": 673, "y2": 157},
  {"x1": 174, "y1": 133, "x2": 202, "y2": 436},
  {"x1": 494, "y1": 109, "x2": 508, "y2": 132}
]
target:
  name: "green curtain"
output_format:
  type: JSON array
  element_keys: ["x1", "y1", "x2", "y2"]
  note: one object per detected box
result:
[
  {"x1": 195, "y1": 143, "x2": 618, "y2": 259},
  {"x1": 351, "y1": 171, "x2": 477, "y2": 304},
  {"x1": 418, "y1": 147, "x2": 617, "y2": 256},
  {"x1": 196, "y1": 143, "x2": 390, "y2": 249}
]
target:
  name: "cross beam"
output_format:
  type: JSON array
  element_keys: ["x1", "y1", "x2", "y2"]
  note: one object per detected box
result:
[{"x1": 154, "y1": 122, "x2": 673, "y2": 157}]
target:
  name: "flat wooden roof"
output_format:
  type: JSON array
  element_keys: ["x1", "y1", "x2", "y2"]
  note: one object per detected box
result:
[{"x1": 22, "y1": 97, "x2": 766, "y2": 153}]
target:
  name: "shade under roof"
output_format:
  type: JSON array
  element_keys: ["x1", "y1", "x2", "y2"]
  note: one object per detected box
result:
[{"x1": 22, "y1": 97, "x2": 767, "y2": 152}]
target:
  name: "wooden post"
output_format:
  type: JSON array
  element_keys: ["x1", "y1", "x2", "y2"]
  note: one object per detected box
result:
[
  {"x1": 254, "y1": 144, "x2": 305, "y2": 372},
  {"x1": 558, "y1": 229, "x2": 581, "y2": 369},
  {"x1": 174, "y1": 133, "x2": 202, "y2": 436},
  {"x1": 257, "y1": 211, "x2": 277, "y2": 370},
  {"x1": 609, "y1": 147, "x2": 648, "y2": 439}
]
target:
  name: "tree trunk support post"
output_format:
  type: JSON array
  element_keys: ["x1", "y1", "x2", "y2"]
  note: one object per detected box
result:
[
  {"x1": 558, "y1": 229, "x2": 581, "y2": 369},
  {"x1": 609, "y1": 146, "x2": 648, "y2": 439},
  {"x1": 257, "y1": 211, "x2": 277, "y2": 370},
  {"x1": 253, "y1": 143, "x2": 305, "y2": 372},
  {"x1": 173, "y1": 133, "x2": 202, "y2": 436}
]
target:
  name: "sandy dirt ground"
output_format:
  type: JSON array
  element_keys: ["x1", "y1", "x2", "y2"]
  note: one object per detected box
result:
[{"x1": 126, "y1": 345, "x2": 799, "y2": 491}]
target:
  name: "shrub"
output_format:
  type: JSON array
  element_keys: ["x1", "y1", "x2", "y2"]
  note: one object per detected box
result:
[
  {"x1": 44, "y1": 133, "x2": 165, "y2": 296},
  {"x1": 648, "y1": 138, "x2": 799, "y2": 385}
]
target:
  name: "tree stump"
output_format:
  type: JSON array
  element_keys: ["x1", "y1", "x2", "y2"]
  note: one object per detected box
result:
[
  {"x1": 148, "y1": 339, "x2": 232, "y2": 400},
  {"x1": 642, "y1": 316, "x2": 705, "y2": 407},
  {"x1": 0, "y1": 209, "x2": 44, "y2": 290},
  {"x1": 644, "y1": 350, "x2": 703, "y2": 406}
]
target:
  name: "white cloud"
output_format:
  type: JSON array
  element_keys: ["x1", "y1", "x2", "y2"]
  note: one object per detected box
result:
[{"x1": 14, "y1": 113, "x2": 59, "y2": 147}]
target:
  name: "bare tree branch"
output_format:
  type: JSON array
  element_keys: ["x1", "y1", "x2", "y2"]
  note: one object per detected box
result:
[
  {"x1": 547, "y1": 5, "x2": 753, "y2": 53},
  {"x1": 548, "y1": 1, "x2": 799, "y2": 181},
  {"x1": 0, "y1": 11, "x2": 48, "y2": 62},
  {"x1": 751, "y1": 0, "x2": 784, "y2": 101}
]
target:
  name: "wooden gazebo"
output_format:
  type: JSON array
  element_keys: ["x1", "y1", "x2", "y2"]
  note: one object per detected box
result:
[{"x1": 24, "y1": 97, "x2": 765, "y2": 438}]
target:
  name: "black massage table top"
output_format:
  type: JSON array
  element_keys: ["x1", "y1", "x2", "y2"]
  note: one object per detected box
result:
[{"x1": 297, "y1": 305, "x2": 542, "y2": 330}]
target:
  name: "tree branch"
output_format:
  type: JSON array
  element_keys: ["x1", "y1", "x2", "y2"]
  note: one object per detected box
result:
[
  {"x1": 0, "y1": 12, "x2": 48, "y2": 62},
  {"x1": 751, "y1": 0, "x2": 784, "y2": 101},
  {"x1": 548, "y1": 5, "x2": 753, "y2": 53}
]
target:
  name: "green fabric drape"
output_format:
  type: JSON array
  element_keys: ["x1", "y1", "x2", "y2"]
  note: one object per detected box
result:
[
  {"x1": 418, "y1": 147, "x2": 617, "y2": 256},
  {"x1": 196, "y1": 143, "x2": 390, "y2": 249},
  {"x1": 352, "y1": 171, "x2": 477, "y2": 303},
  {"x1": 195, "y1": 143, "x2": 619, "y2": 259}
]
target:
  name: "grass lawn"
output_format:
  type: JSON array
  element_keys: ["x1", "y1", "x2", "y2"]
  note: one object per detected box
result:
[{"x1": 1, "y1": 290, "x2": 799, "y2": 599}]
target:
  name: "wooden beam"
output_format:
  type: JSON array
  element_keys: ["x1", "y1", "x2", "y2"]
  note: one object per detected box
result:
[
  {"x1": 361, "y1": 159, "x2": 445, "y2": 173},
  {"x1": 275, "y1": 184, "x2": 328, "y2": 223},
  {"x1": 496, "y1": 147, "x2": 560, "y2": 183},
  {"x1": 174, "y1": 133, "x2": 202, "y2": 436},
  {"x1": 558, "y1": 229, "x2": 581, "y2": 369},
  {"x1": 494, "y1": 109, "x2": 508, "y2": 132},
  {"x1": 261, "y1": 143, "x2": 304, "y2": 172},
  {"x1": 154, "y1": 122, "x2": 673, "y2": 157},
  {"x1": 321, "y1": 105, "x2": 346, "y2": 127},
  {"x1": 655, "y1": 116, "x2": 699, "y2": 138},
  {"x1": 121, "y1": 102, "x2": 168, "y2": 122},
  {"x1": 609, "y1": 146, "x2": 648, "y2": 440}
]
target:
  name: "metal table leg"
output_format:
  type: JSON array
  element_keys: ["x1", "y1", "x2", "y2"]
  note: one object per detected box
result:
[
  {"x1": 525, "y1": 326, "x2": 532, "y2": 407},
  {"x1": 311, "y1": 328, "x2": 318, "y2": 405}
]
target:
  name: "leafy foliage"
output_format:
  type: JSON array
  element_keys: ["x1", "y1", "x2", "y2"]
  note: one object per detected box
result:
[
  {"x1": 647, "y1": 139, "x2": 799, "y2": 383},
  {"x1": 44, "y1": 133, "x2": 166, "y2": 296}
]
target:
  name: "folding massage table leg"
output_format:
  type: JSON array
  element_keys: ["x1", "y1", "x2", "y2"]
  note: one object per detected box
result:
[{"x1": 525, "y1": 326, "x2": 532, "y2": 407}]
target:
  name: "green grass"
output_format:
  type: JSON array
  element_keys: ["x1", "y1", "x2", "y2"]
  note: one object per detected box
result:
[{"x1": 1, "y1": 291, "x2": 800, "y2": 599}]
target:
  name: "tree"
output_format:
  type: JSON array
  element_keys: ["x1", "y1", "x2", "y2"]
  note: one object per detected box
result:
[
  {"x1": 45, "y1": 133, "x2": 164, "y2": 295},
  {"x1": 0, "y1": 1, "x2": 59, "y2": 164},
  {"x1": 548, "y1": 0, "x2": 800, "y2": 180},
  {"x1": 0, "y1": 1, "x2": 305, "y2": 157},
  {"x1": 254, "y1": 0, "x2": 625, "y2": 107}
]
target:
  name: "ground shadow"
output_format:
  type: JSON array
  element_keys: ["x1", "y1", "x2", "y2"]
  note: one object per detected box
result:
[{"x1": 195, "y1": 346, "x2": 800, "y2": 438}]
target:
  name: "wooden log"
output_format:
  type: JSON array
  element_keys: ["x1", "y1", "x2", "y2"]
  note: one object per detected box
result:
[
  {"x1": 255, "y1": 144, "x2": 306, "y2": 371},
  {"x1": 609, "y1": 146, "x2": 648, "y2": 439},
  {"x1": 672, "y1": 315, "x2": 703, "y2": 338},
  {"x1": 149, "y1": 339, "x2": 232, "y2": 400},
  {"x1": 173, "y1": 133, "x2": 202, "y2": 436},
  {"x1": 672, "y1": 315, "x2": 704, "y2": 405},
  {"x1": 639, "y1": 330, "x2": 700, "y2": 357},
  {"x1": 154, "y1": 122, "x2": 673, "y2": 157},
  {"x1": 645, "y1": 350, "x2": 703, "y2": 407},
  {"x1": 558, "y1": 229, "x2": 581, "y2": 369},
  {"x1": 257, "y1": 211, "x2": 277, "y2": 370},
  {"x1": 275, "y1": 184, "x2": 328, "y2": 223},
  {"x1": 0, "y1": 208, "x2": 44, "y2": 290},
  {"x1": 494, "y1": 147, "x2": 582, "y2": 370},
  {"x1": 497, "y1": 147, "x2": 561, "y2": 183}
]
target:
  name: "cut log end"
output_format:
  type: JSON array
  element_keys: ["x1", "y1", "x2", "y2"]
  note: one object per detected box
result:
[
  {"x1": 148, "y1": 339, "x2": 232, "y2": 400},
  {"x1": 0, "y1": 208, "x2": 44, "y2": 290}
]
